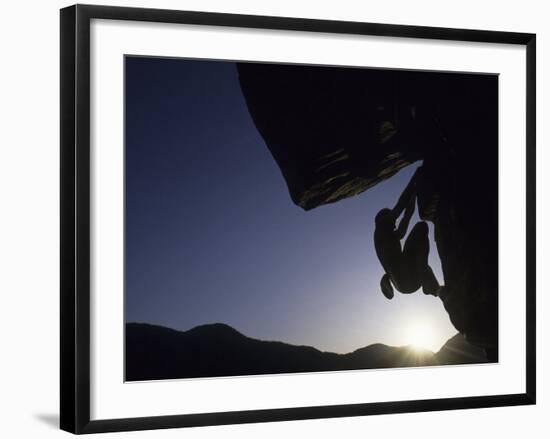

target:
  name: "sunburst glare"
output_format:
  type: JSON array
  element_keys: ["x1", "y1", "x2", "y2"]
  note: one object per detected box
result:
[{"x1": 404, "y1": 321, "x2": 441, "y2": 352}]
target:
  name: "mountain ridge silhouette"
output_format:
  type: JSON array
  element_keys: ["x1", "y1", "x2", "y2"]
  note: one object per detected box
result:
[{"x1": 125, "y1": 322, "x2": 489, "y2": 381}]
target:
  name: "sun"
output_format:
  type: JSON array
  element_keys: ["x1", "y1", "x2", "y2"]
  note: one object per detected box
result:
[{"x1": 403, "y1": 321, "x2": 440, "y2": 352}]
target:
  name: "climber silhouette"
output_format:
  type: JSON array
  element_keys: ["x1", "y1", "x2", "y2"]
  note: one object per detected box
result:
[{"x1": 374, "y1": 167, "x2": 440, "y2": 300}]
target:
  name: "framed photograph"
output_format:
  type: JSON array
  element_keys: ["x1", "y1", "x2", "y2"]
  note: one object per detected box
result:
[{"x1": 60, "y1": 4, "x2": 536, "y2": 434}]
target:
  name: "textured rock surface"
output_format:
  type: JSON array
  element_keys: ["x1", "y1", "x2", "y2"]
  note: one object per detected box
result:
[
  {"x1": 237, "y1": 63, "x2": 498, "y2": 359},
  {"x1": 237, "y1": 63, "x2": 423, "y2": 210}
]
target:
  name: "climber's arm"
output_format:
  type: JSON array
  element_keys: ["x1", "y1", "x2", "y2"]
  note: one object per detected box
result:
[
  {"x1": 395, "y1": 194, "x2": 415, "y2": 240},
  {"x1": 392, "y1": 168, "x2": 418, "y2": 220}
]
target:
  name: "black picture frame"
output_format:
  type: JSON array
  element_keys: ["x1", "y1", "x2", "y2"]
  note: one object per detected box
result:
[{"x1": 60, "y1": 4, "x2": 536, "y2": 434}]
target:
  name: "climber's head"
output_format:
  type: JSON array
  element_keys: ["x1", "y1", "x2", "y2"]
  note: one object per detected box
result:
[{"x1": 375, "y1": 208, "x2": 395, "y2": 230}]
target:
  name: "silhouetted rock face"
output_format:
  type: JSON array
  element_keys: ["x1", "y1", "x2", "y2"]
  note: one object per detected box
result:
[
  {"x1": 237, "y1": 63, "x2": 498, "y2": 359},
  {"x1": 126, "y1": 323, "x2": 487, "y2": 381},
  {"x1": 436, "y1": 333, "x2": 490, "y2": 365},
  {"x1": 237, "y1": 64, "x2": 423, "y2": 210}
]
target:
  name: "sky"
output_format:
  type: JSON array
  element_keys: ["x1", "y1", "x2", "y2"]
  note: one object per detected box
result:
[{"x1": 124, "y1": 56, "x2": 457, "y2": 354}]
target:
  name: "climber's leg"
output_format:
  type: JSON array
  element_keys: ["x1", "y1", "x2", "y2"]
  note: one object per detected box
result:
[
  {"x1": 380, "y1": 273, "x2": 395, "y2": 300},
  {"x1": 421, "y1": 265, "x2": 440, "y2": 296},
  {"x1": 403, "y1": 220, "x2": 441, "y2": 296},
  {"x1": 390, "y1": 221, "x2": 429, "y2": 294}
]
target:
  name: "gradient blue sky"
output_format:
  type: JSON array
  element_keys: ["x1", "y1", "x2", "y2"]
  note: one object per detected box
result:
[{"x1": 124, "y1": 56, "x2": 456, "y2": 353}]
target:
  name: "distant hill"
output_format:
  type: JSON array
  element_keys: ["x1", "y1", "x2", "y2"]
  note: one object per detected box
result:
[{"x1": 125, "y1": 322, "x2": 489, "y2": 381}]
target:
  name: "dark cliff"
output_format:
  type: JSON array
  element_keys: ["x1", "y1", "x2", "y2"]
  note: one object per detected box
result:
[{"x1": 237, "y1": 62, "x2": 498, "y2": 359}]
